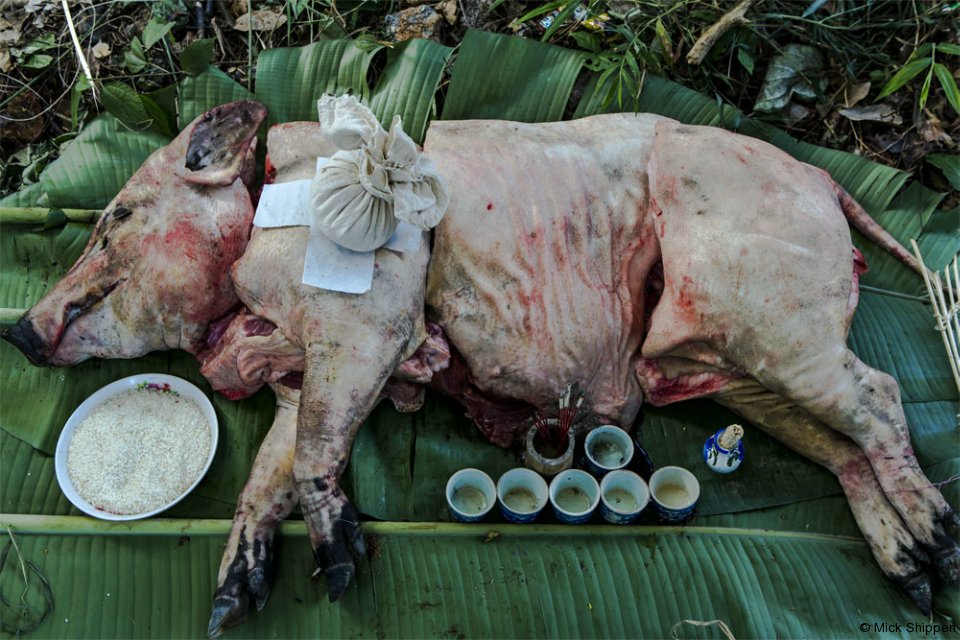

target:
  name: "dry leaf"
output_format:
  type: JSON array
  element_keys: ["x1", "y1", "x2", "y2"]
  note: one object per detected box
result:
[
  {"x1": 0, "y1": 47, "x2": 10, "y2": 73},
  {"x1": 435, "y1": 0, "x2": 457, "y2": 24},
  {"x1": 92, "y1": 41, "x2": 110, "y2": 59},
  {"x1": 233, "y1": 9, "x2": 287, "y2": 32},
  {"x1": 839, "y1": 104, "x2": 902, "y2": 125},
  {"x1": 919, "y1": 115, "x2": 953, "y2": 144},
  {"x1": 783, "y1": 102, "x2": 811, "y2": 126},
  {"x1": 843, "y1": 81, "x2": 871, "y2": 108},
  {"x1": 0, "y1": 15, "x2": 20, "y2": 45}
]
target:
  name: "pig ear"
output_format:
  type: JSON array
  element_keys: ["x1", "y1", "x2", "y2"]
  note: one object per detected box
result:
[{"x1": 182, "y1": 101, "x2": 268, "y2": 186}]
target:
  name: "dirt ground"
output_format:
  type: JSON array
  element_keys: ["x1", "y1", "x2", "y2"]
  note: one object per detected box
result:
[{"x1": 1, "y1": 0, "x2": 958, "y2": 201}]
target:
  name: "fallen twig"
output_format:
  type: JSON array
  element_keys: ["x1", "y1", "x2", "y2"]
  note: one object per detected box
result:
[{"x1": 686, "y1": 0, "x2": 761, "y2": 66}]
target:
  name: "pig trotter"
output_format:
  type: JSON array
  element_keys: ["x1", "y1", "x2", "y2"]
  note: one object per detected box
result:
[
  {"x1": 2, "y1": 318, "x2": 48, "y2": 365},
  {"x1": 302, "y1": 481, "x2": 366, "y2": 602},
  {"x1": 208, "y1": 531, "x2": 279, "y2": 637},
  {"x1": 208, "y1": 539, "x2": 252, "y2": 637},
  {"x1": 209, "y1": 386, "x2": 299, "y2": 637},
  {"x1": 930, "y1": 510, "x2": 960, "y2": 585},
  {"x1": 894, "y1": 567, "x2": 932, "y2": 616}
]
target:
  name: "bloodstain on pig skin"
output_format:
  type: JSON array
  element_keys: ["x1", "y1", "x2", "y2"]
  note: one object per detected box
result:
[
  {"x1": 486, "y1": 202, "x2": 493, "y2": 211},
  {"x1": 675, "y1": 276, "x2": 696, "y2": 310}
]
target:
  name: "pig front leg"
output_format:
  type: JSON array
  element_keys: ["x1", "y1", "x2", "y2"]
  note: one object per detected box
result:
[
  {"x1": 295, "y1": 328, "x2": 409, "y2": 602},
  {"x1": 208, "y1": 384, "x2": 300, "y2": 637}
]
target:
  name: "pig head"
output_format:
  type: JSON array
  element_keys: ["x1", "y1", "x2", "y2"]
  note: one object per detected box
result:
[{"x1": 3, "y1": 101, "x2": 267, "y2": 365}]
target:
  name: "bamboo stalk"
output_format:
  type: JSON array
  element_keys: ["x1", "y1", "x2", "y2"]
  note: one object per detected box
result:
[
  {"x1": 0, "y1": 308, "x2": 24, "y2": 324},
  {"x1": 0, "y1": 513, "x2": 867, "y2": 545},
  {"x1": 0, "y1": 207, "x2": 101, "y2": 224}
]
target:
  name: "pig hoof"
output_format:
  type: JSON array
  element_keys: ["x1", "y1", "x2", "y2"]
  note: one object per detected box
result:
[
  {"x1": 208, "y1": 536, "x2": 276, "y2": 637},
  {"x1": 927, "y1": 510, "x2": 960, "y2": 585},
  {"x1": 310, "y1": 500, "x2": 365, "y2": 602},
  {"x1": 930, "y1": 540, "x2": 960, "y2": 586},
  {"x1": 895, "y1": 570, "x2": 932, "y2": 616},
  {"x1": 208, "y1": 590, "x2": 249, "y2": 638}
]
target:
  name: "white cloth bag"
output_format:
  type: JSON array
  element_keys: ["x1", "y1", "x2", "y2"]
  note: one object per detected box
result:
[{"x1": 310, "y1": 94, "x2": 449, "y2": 251}]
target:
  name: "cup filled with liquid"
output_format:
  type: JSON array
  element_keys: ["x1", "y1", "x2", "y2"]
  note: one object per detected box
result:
[
  {"x1": 599, "y1": 469, "x2": 650, "y2": 524},
  {"x1": 648, "y1": 466, "x2": 700, "y2": 523},
  {"x1": 446, "y1": 468, "x2": 496, "y2": 522},
  {"x1": 549, "y1": 469, "x2": 601, "y2": 524},
  {"x1": 497, "y1": 468, "x2": 549, "y2": 523},
  {"x1": 584, "y1": 425, "x2": 634, "y2": 477}
]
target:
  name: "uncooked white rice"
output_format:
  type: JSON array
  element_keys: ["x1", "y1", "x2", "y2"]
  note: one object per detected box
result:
[{"x1": 67, "y1": 388, "x2": 210, "y2": 515}]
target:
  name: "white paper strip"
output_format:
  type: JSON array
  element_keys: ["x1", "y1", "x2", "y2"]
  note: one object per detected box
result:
[
  {"x1": 383, "y1": 222, "x2": 421, "y2": 253},
  {"x1": 253, "y1": 179, "x2": 313, "y2": 228},
  {"x1": 302, "y1": 225, "x2": 375, "y2": 294}
]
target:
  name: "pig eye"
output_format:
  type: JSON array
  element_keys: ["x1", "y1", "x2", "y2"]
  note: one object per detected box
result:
[{"x1": 111, "y1": 206, "x2": 133, "y2": 220}]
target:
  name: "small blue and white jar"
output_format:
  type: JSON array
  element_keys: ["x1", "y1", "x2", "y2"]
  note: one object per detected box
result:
[{"x1": 703, "y1": 424, "x2": 744, "y2": 474}]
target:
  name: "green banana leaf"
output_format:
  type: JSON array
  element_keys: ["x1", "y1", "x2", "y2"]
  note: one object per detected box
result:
[
  {"x1": 442, "y1": 29, "x2": 588, "y2": 122},
  {"x1": 254, "y1": 39, "x2": 380, "y2": 128},
  {"x1": 0, "y1": 516, "x2": 954, "y2": 639},
  {"x1": 2, "y1": 30, "x2": 959, "y2": 639},
  {"x1": 179, "y1": 67, "x2": 255, "y2": 128}
]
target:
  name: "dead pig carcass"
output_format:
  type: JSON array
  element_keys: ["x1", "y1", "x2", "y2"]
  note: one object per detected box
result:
[{"x1": 3, "y1": 102, "x2": 957, "y2": 636}]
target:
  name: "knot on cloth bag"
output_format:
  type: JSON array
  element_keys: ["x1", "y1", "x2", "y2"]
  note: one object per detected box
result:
[{"x1": 310, "y1": 94, "x2": 449, "y2": 252}]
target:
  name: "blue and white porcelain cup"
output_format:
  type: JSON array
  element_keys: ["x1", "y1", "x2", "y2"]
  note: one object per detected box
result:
[
  {"x1": 446, "y1": 468, "x2": 496, "y2": 522},
  {"x1": 600, "y1": 469, "x2": 650, "y2": 524},
  {"x1": 497, "y1": 468, "x2": 548, "y2": 523},
  {"x1": 649, "y1": 466, "x2": 700, "y2": 523},
  {"x1": 584, "y1": 425, "x2": 634, "y2": 477},
  {"x1": 549, "y1": 469, "x2": 601, "y2": 524}
]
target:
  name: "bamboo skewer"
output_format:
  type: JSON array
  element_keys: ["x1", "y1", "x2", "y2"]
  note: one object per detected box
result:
[
  {"x1": 62, "y1": 0, "x2": 97, "y2": 99},
  {"x1": 911, "y1": 240, "x2": 960, "y2": 394}
]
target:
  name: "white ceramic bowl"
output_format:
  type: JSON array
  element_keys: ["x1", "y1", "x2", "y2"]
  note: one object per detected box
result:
[{"x1": 54, "y1": 374, "x2": 218, "y2": 521}]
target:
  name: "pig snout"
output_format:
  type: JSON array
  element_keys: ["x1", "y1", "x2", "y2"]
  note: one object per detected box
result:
[
  {"x1": 3, "y1": 317, "x2": 48, "y2": 365},
  {"x1": 2, "y1": 276, "x2": 126, "y2": 366}
]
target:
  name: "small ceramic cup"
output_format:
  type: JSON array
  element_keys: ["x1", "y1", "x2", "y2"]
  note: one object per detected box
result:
[
  {"x1": 446, "y1": 468, "x2": 496, "y2": 522},
  {"x1": 648, "y1": 466, "x2": 700, "y2": 523},
  {"x1": 549, "y1": 469, "x2": 601, "y2": 524},
  {"x1": 599, "y1": 469, "x2": 650, "y2": 524},
  {"x1": 497, "y1": 468, "x2": 549, "y2": 523},
  {"x1": 584, "y1": 425, "x2": 634, "y2": 477}
]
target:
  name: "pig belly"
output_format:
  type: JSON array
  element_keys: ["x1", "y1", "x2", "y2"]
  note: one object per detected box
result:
[{"x1": 424, "y1": 115, "x2": 665, "y2": 426}]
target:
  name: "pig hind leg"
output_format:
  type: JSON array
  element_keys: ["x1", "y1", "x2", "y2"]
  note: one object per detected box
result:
[
  {"x1": 208, "y1": 385, "x2": 300, "y2": 638},
  {"x1": 753, "y1": 344, "x2": 960, "y2": 587},
  {"x1": 713, "y1": 378, "x2": 935, "y2": 611}
]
